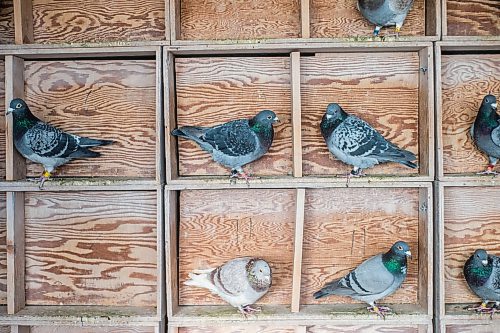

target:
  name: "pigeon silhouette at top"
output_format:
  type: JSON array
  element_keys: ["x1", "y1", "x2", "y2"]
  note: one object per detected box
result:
[{"x1": 357, "y1": 0, "x2": 415, "y2": 36}]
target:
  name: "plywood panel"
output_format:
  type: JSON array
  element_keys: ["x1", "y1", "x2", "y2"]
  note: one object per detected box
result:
[
  {"x1": 179, "y1": 189, "x2": 296, "y2": 305},
  {"x1": 444, "y1": 186, "x2": 500, "y2": 304},
  {"x1": 446, "y1": 323, "x2": 500, "y2": 333},
  {"x1": 301, "y1": 188, "x2": 420, "y2": 305},
  {"x1": 441, "y1": 54, "x2": 500, "y2": 174},
  {"x1": 31, "y1": 327, "x2": 154, "y2": 333},
  {"x1": 308, "y1": 326, "x2": 421, "y2": 333},
  {"x1": 175, "y1": 57, "x2": 293, "y2": 177},
  {"x1": 179, "y1": 0, "x2": 301, "y2": 40},
  {"x1": 24, "y1": 59, "x2": 157, "y2": 178},
  {"x1": 0, "y1": 193, "x2": 6, "y2": 304},
  {"x1": 25, "y1": 191, "x2": 157, "y2": 306},
  {"x1": 0, "y1": 0, "x2": 14, "y2": 44},
  {"x1": 301, "y1": 53, "x2": 420, "y2": 176},
  {"x1": 446, "y1": 0, "x2": 500, "y2": 37},
  {"x1": 310, "y1": 0, "x2": 425, "y2": 38},
  {"x1": 0, "y1": 59, "x2": 6, "y2": 179},
  {"x1": 32, "y1": 0, "x2": 165, "y2": 43},
  {"x1": 179, "y1": 327, "x2": 295, "y2": 333}
]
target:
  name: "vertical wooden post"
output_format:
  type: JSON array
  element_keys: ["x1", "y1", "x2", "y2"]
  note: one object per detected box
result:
[
  {"x1": 170, "y1": 0, "x2": 181, "y2": 42},
  {"x1": 291, "y1": 188, "x2": 305, "y2": 313},
  {"x1": 6, "y1": 191, "x2": 25, "y2": 314},
  {"x1": 300, "y1": 0, "x2": 310, "y2": 39},
  {"x1": 434, "y1": 181, "x2": 445, "y2": 333},
  {"x1": 156, "y1": 47, "x2": 166, "y2": 184},
  {"x1": 4, "y1": 55, "x2": 26, "y2": 181},
  {"x1": 295, "y1": 326, "x2": 307, "y2": 333},
  {"x1": 157, "y1": 186, "x2": 166, "y2": 319},
  {"x1": 13, "y1": 0, "x2": 34, "y2": 44},
  {"x1": 418, "y1": 45, "x2": 435, "y2": 180},
  {"x1": 165, "y1": 52, "x2": 179, "y2": 182},
  {"x1": 418, "y1": 185, "x2": 433, "y2": 317},
  {"x1": 434, "y1": 44, "x2": 444, "y2": 180},
  {"x1": 165, "y1": 190, "x2": 179, "y2": 318},
  {"x1": 290, "y1": 52, "x2": 303, "y2": 178},
  {"x1": 11, "y1": 326, "x2": 30, "y2": 333}
]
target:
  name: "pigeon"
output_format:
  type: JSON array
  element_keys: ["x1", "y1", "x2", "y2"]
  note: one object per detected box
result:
[
  {"x1": 357, "y1": 0, "x2": 415, "y2": 36},
  {"x1": 184, "y1": 257, "x2": 272, "y2": 316},
  {"x1": 7, "y1": 98, "x2": 114, "y2": 188},
  {"x1": 463, "y1": 249, "x2": 500, "y2": 316},
  {"x1": 313, "y1": 241, "x2": 411, "y2": 318},
  {"x1": 320, "y1": 103, "x2": 417, "y2": 178},
  {"x1": 172, "y1": 110, "x2": 279, "y2": 180},
  {"x1": 470, "y1": 95, "x2": 499, "y2": 175}
]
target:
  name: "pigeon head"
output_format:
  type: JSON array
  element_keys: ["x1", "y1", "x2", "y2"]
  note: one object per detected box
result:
[
  {"x1": 247, "y1": 258, "x2": 272, "y2": 291},
  {"x1": 7, "y1": 98, "x2": 30, "y2": 116},
  {"x1": 481, "y1": 95, "x2": 497, "y2": 110},
  {"x1": 252, "y1": 110, "x2": 279, "y2": 126},
  {"x1": 391, "y1": 241, "x2": 412, "y2": 259},
  {"x1": 382, "y1": 241, "x2": 411, "y2": 276},
  {"x1": 472, "y1": 249, "x2": 489, "y2": 267},
  {"x1": 325, "y1": 103, "x2": 348, "y2": 121}
]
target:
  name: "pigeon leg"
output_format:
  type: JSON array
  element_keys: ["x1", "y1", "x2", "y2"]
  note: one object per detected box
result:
[
  {"x1": 372, "y1": 26, "x2": 382, "y2": 36},
  {"x1": 28, "y1": 170, "x2": 51, "y2": 189},
  {"x1": 238, "y1": 304, "x2": 261, "y2": 318},
  {"x1": 466, "y1": 301, "x2": 493, "y2": 313},
  {"x1": 476, "y1": 164, "x2": 498, "y2": 176},
  {"x1": 230, "y1": 168, "x2": 258, "y2": 185},
  {"x1": 367, "y1": 302, "x2": 392, "y2": 319}
]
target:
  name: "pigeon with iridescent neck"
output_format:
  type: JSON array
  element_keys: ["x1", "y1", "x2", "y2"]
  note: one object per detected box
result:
[
  {"x1": 313, "y1": 241, "x2": 411, "y2": 319},
  {"x1": 357, "y1": 0, "x2": 415, "y2": 36}
]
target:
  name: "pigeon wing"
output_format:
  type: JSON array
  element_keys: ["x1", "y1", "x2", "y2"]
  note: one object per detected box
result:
[
  {"x1": 215, "y1": 258, "x2": 251, "y2": 296},
  {"x1": 202, "y1": 120, "x2": 257, "y2": 157},
  {"x1": 491, "y1": 121, "x2": 500, "y2": 147},
  {"x1": 23, "y1": 122, "x2": 81, "y2": 158}
]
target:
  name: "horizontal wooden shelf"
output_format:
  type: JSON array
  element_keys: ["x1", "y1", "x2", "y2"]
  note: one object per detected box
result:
[{"x1": 0, "y1": 178, "x2": 160, "y2": 191}]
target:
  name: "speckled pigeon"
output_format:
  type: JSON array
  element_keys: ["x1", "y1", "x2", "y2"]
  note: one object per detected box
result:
[
  {"x1": 7, "y1": 98, "x2": 114, "y2": 188},
  {"x1": 313, "y1": 241, "x2": 411, "y2": 318},
  {"x1": 357, "y1": 0, "x2": 415, "y2": 36},
  {"x1": 184, "y1": 257, "x2": 272, "y2": 316},
  {"x1": 470, "y1": 94, "x2": 499, "y2": 175},
  {"x1": 320, "y1": 103, "x2": 417, "y2": 177},
  {"x1": 464, "y1": 249, "x2": 500, "y2": 316},
  {"x1": 171, "y1": 110, "x2": 279, "y2": 180}
]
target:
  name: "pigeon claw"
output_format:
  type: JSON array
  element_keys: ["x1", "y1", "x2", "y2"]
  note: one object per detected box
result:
[
  {"x1": 368, "y1": 304, "x2": 392, "y2": 319},
  {"x1": 476, "y1": 165, "x2": 498, "y2": 176},
  {"x1": 27, "y1": 170, "x2": 52, "y2": 189},
  {"x1": 467, "y1": 302, "x2": 497, "y2": 318},
  {"x1": 239, "y1": 304, "x2": 261, "y2": 318},
  {"x1": 229, "y1": 169, "x2": 258, "y2": 186}
]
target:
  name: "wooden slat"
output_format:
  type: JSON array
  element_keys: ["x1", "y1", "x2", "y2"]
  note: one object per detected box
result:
[
  {"x1": 30, "y1": 327, "x2": 155, "y2": 333},
  {"x1": 31, "y1": 0, "x2": 165, "y2": 43},
  {"x1": 6, "y1": 191, "x2": 25, "y2": 314},
  {"x1": 175, "y1": 56, "x2": 293, "y2": 177},
  {"x1": 425, "y1": 0, "x2": 439, "y2": 37},
  {"x1": 300, "y1": 0, "x2": 310, "y2": 38},
  {"x1": 443, "y1": 186, "x2": 500, "y2": 304},
  {"x1": 178, "y1": 189, "x2": 296, "y2": 305},
  {"x1": 0, "y1": 193, "x2": 7, "y2": 304},
  {"x1": 418, "y1": 187, "x2": 432, "y2": 316},
  {"x1": 441, "y1": 54, "x2": 500, "y2": 175},
  {"x1": 308, "y1": 326, "x2": 422, "y2": 333},
  {"x1": 290, "y1": 52, "x2": 302, "y2": 178},
  {"x1": 179, "y1": 327, "x2": 295, "y2": 333},
  {"x1": 13, "y1": 0, "x2": 33, "y2": 44},
  {"x1": 291, "y1": 188, "x2": 305, "y2": 312},
  {"x1": 309, "y1": 0, "x2": 425, "y2": 38},
  {"x1": 446, "y1": 0, "x2": 500, "y2": 37},
  {"x1": 156, "y1": 187, "x2": 165, "y2": 318},
  {"x1": 434, "y1": 182, "x2": 445, "y2": 326},
  {"x1": 11, "y1": 326, "x2": 29, "y2": 333},
  {"x1": 445, "y1": 323, "x2": 500, "y2": 333},
  {"x1": 4, "y1": 55, "x2": 26, "y2": 181},
  {"x1": 24, "y1": 59, "x2": 157, "y2": 179},
  {"x1": 165, "y1": 52, "x2": 179, "y2": 182},
  {"x1": 24, "y1": 191, "x2": 157, "y2": 306},
  {"x1": 179, "y1": 0, "x2": 301, "y2": 40},
  {"x1": 435, "y1": 45, "x2": 444, "y2": 180},
  {"x1": 156, "y1": 48, "x2": 165, "y2": 184},
  {"x1": 165, "y1": 190, "x2": 179, "y2": 317},
  {"x1": 170, "y1": 0, "x2": 181, "y2": 41},
  {"x1": 295, "y1": 327, "x2": 306, "y2": 333},
  {"x1": 301, "y1": 188, "x2": 420, "y2": 305},
  {"x1": 418, "y1": 47, "x2": 434, "y2": 179},
  {"x1": 301, "y1": 52, "x2": 420, "y2": 176},
  {"x1": 0, "y1": 0, "x2": 15, "y2": 44},
  {"x1": 0, "y1": 59, "x2": 6, "y2": 179}
]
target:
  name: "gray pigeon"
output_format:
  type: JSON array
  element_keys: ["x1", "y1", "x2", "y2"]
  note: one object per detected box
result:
[
  {"x1": 7, "y1": 98, "x2": 113, "y2": 188},
  {"x1": 313, "y1": 241, "x2": 411, "y2": 318},
  {"x1": 463, "y1": 249, "x2": 500, "y2": 316},
  {"x1": 184, "y1": 257, "x2": 272, "y2": 316},
  {"x1": 320, "y1": 103, "x2": 417, "y2": 177},
  {"x1": 470, "y1": 95, "x2": 499, "y2": 175},
  {"x1": 172, "y1": 110, "x2": 279, "y2": 180},
  {"x1": 357, "y1": 0, "x2": 415, "y2": 36}
]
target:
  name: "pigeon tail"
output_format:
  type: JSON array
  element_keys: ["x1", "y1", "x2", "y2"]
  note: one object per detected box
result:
[
  {"x1": 78, "y1": 137, "x2": 114, "y2": 147},
  {"x1": 184, "y1": 269, "x2": 217, "y2": 293},
  {"x1": 313, "y1": 279, "x2": 342, "y2": 299},
  {"x1": 172, "y1": 126, "x2": 206, "y2": 140},
  {"x1": 399, "y1": 160, "x2": 418, "y2": 169},
  {"x1": 69, "y1": 148, "x2": 102, "y2": 159}
]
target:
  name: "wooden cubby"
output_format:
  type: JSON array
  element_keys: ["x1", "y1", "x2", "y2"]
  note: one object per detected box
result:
[
  {"x1": 435, "y1": 181, "x2": 500, "y2": 332},
  {"x1": 0, "y1": 0, "x2": 14, "y2": 44},
  {"x1": 436, "y1": 41, "x2": 500, "y2": 180},
  {"x1": 442, "y1": 0, "x2": 500, "y2": 40}
]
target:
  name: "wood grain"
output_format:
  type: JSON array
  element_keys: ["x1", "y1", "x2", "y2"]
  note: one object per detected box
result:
[
  {"x1": 31, "y1": 0, "x2": 165, "y2": 43},
  {"x1": 310, "y1": 0, "x2": 425, "y2": 38},
  {"x1": 0, "y1": 193, "x2": 6, "y2": 305},
  {"x1": 444, "y1": 186, "x2": 500, "y2": 304},
  {"x1": 308, "y1": 326, "x2": 421, "y2": 333},
  {"x1": 30, "y1": 327, "x2": 154, "y2": 333},
  {"x1": 446, "y1": 323, "x2": 500, "y2": 333},
  {"x1": 175, "y1": 57, "x2": 293, "y2": 177},
  {"x1": 24, "y1": 191, "x2": 157, "y2": 306},
  {"x1": 0, "y1": 0, "x2": 14, "y2": 44},
  {"x1": 24, "y1": 59, "x2": 157, "y2": 179},
  {"x1": 446, "y1": 0, "x2": 500, "y2": 36},
  {"x1": 179, "y1": 0, "x2": 301, "y2": 40},
  {"x1": 301, "y1": 53, "x2": 420, "y2": 176},
  {"x1": 301, "y1": 188, "x2": 420, "y2": 305},
  {"x1": 0, "y1": 59, "x2": 6, "y2": 179},
  {"x1": 0, "y1": 327, "x2": 9, "y2": 333},
  {"x1": 441, "y1": 54, "x2": 500, "y2": 174},
  {"x1": 179, "y1": 328, "x2": 295, "y2": 333},
  {"x1": 178, "y1": 189, "x2": 296, "y2": 305}
]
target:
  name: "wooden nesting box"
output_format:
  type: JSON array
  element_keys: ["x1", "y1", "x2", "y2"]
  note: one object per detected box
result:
[
  {"x1": 0, "y1": 0, "x2": 14, "y2": 44},
  {"x1": 443, "y1": 0, "x2": 500, "y2": 39},
  {"x1": 436, "y1": 42, "x2": 500, "y2": 179},
  {"x1": 436, "y1": 182, "x2": 500, "y2": 330},
  {"x1": 3, "y1": 47, "x2": 163, "y2": 184}
]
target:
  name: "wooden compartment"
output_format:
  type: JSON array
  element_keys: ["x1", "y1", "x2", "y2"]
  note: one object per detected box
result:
[
  {"x1": 436, "y1": 42, "x2": 500, "y2": 179},
  {"x1": 3, "y1": 47, "x2": 163, "y2": 185},
  {"x1": 301, "y1": 47, "x2": 433, "y2": 180},
  {"x1": 0, "y1": 0, "x2": 14, "y2": 44},
  {"x1": 28, "y1": 0, "x2": 166, "y2": 44},
  {"x1": 443, "y1": 0, "x2": 500, "y2": 39},
  {"x1": 170, "y1": 54, "x2": 293, "y2": 180},
  {"x1": 171, "y1": 0, "x2": 301, "y2": 41}
]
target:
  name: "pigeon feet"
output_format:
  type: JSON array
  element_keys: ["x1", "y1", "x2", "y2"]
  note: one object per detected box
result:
[
  {"x1": 239, "y1": 304, "x2": 261, "y2": 318},
  {"x1": 466, "y1": 302, "x2": 498, "y2": 318},
  {"x1": 27, "y1": 170, "x2": 51, "y2": 189},
  {"x1": 229, "y1": 170, "x2": 258, "y2": 185},
  {"x1": 368, "y1": 304, "x2": 392, "y2": 319},
  {"x1": 476, "y1": 165, "x2": 498, "y2": 176}
]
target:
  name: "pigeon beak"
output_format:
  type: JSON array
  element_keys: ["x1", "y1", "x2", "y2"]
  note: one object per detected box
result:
[
  {"x1": 405, "y1": 250, "x2": 412, "y2": 260},
  {"x1": 6, "y1": 107, "x2": 14, "y2": 115},
  {"x1": 326, "y1": 114, "x2": 333, "y2": 119},
  {"x1": 273, "y1": 116, "x2": 280, "y2": 123},
  {"x1": 263, "y1": 276, "x2": 271, "y2": 284},
  {"x1": 492, "y1": 103, "x2": 497, "y2": 109},
  {"x1": 482, "y1": 259, "x2": 488, "y2": 266}
]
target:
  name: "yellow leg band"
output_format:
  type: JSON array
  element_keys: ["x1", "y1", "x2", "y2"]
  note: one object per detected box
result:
[{"x1": 43, "y1": 170, "x2": 51, "y2": 178}]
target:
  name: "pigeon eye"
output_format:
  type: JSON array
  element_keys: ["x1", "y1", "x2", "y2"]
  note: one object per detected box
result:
[
  {"x1": 16, "y1": 103, "x2": 22, "y2": 108},
  {"x1": 397, "y1": 246, "x2": 403, "y2": 251},
  {"x1": 259, "y1": 269, "x2": 263, "y2": 273},
  {"x1": 267, "y1": 116, "x2": 272, "y2": 120}
]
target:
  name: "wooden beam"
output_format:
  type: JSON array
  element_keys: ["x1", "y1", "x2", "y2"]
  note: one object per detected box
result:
[
  {"x1": 290, "y1": 51, "x2": 303, "y2": 178},
  {"x1": 156, "y1": 47, "x2": 166, "y2": 184},
  {"x1": 4, "y1": 55, "x2": 26, "y2": 181},
  {"x1": 418, "y1": 46, "x2": 435, "y2": 180},
  {"x1": 434, "y1": 44, "x2": 444, "y2": 180},
  {"x1": 11, "y1": 326, "x2": 30, "y2": 333},
  {"x1": 165, "y1": 190, "x2": 179, "y2": 317},
  {"x1": 13, "y1": 0, "x2": 34, "y2": 44},
  {"x1": 165, "y1": 52, "x2": 179, "y2": 182},
  {"x1": 300, "y1": 0, "x2": 310, "y2": 38},
  {"x1": 157, "y1": 186, "x2": 166, "y2": 318},
  {"x1": 291, "y1": 188, "x2": 305, "y2": 313},
  {"x1": 295, "y1": 326, "x2": 307, "y2": 333},
  {"x1": 434, "y1": 182, "x2": 445, "y2": 333},
  {"x1": 170, "y1": 0, "x2": 181, "y2": 42},
  {"x1": 6, "y1": 191, "x2": 25, "y2": 314},
  {"x1": 418, "y1": 186, "x2": 433, "y2": 317}
]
